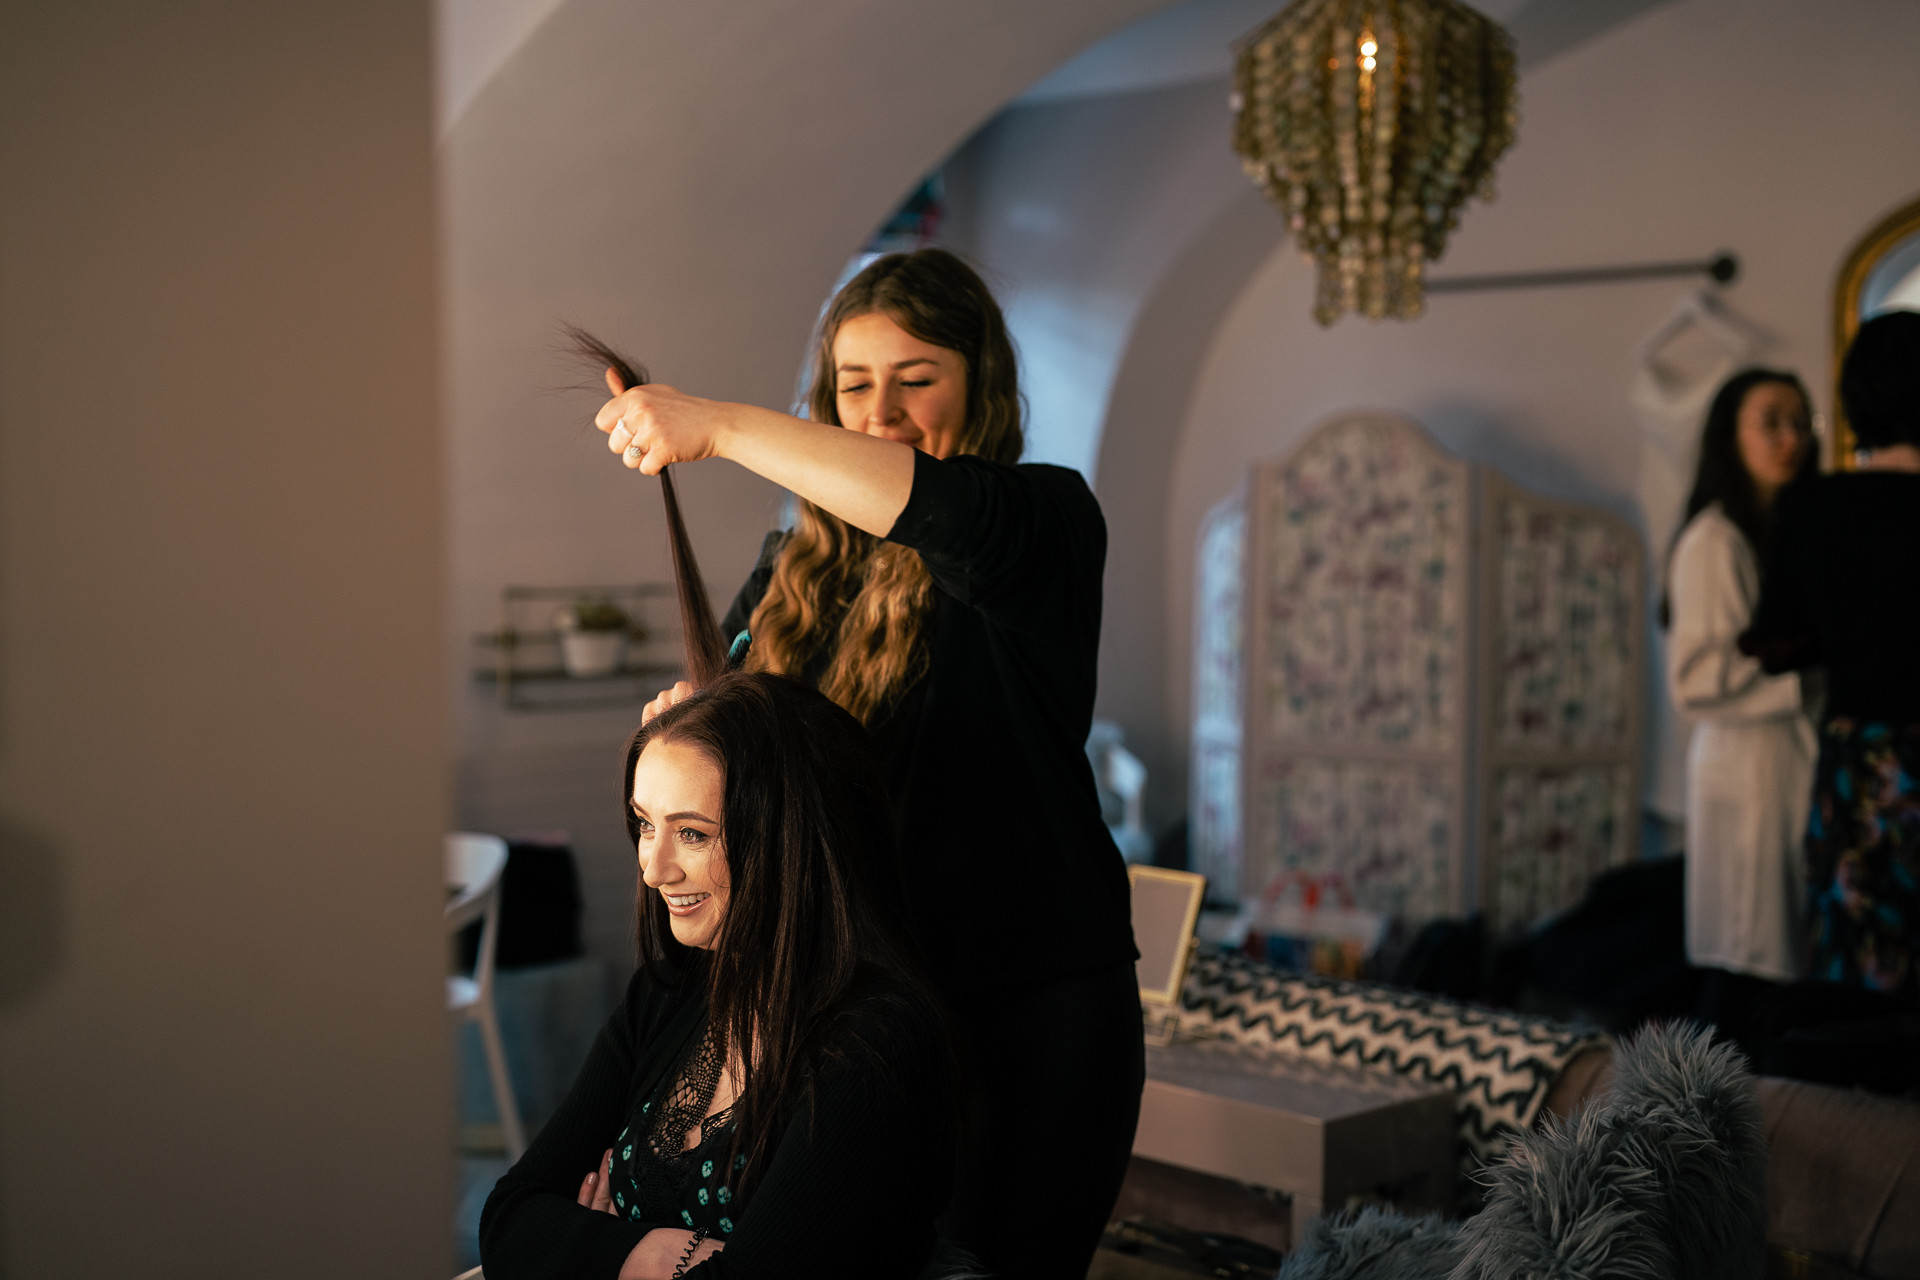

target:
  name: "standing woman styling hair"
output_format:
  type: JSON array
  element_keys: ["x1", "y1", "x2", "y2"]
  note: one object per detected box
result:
[
  {"x1": 596, "y1": 249, "x2": 1141, "y2": 1280},
  {"x1": 1664, "y1": 368, "x2": 1818, "y2": 1026}
]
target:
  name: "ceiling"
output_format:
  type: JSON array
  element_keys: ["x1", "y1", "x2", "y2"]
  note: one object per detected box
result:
[
  {"x1": 1014, "y1": 0, "x2": 1532, "y2": 105},
  {"x1": 436, "y1": 0, "x2": 1676, "y2": 137}
]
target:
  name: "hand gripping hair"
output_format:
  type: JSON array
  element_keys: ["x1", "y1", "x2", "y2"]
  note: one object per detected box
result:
[{"x1": 563, "y1": 325, "x2": 729, "y2": 687}]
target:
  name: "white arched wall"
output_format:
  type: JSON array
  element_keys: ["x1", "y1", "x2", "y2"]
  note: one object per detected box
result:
[
  {"x1": 942, "y1": 77, "x2": 1253, "y2": 483},
  {"x1": 1092, "y1": 186, "x2": 1285, "y2": 833},
  {"x1": 1145, "y1": 0, "x2": 1920, "y2": 840},
  {"x1": 442, "y1": 0, "x2": 1182, "y2": 968}
]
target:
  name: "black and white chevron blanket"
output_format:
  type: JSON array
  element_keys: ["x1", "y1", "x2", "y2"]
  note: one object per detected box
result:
[{"x1": 1173, "y1": 951, "x2": 1607, "y2": 1181}]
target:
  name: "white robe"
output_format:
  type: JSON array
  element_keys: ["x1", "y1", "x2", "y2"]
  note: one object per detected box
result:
[
  {"x1": 1632, "y1": 290, "x2": 1764, "y2": 824},
  {"x1": 1634, "y1": 352, "x2": 1739, "y2": 824},
  {"x1": 1667, "y1": 506, "x2": 1815, "y2": 980}
]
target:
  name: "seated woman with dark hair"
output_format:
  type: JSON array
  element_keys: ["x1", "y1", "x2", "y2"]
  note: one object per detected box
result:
[
  {"x1": 1744, "y1": 310, "x2": 1920, "y2": 1002},
  {"x1": 477, "y1": 671, "x2": 961, "y2": 1279}
]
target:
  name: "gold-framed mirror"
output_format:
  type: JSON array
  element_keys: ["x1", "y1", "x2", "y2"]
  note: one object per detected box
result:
[
  {"x1": 1128, "y1": 865, "x2": 1206, "y2": 1045},
  {"x1": 1832, "y1": 194, "x2": 1920, "y2": 468},
  {"x1": 1129, "y1": 865, "x2": 1206, "y2": 1006}
]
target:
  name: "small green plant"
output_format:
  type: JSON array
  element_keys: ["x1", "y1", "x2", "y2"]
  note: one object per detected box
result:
[{"x1": 568, "y1": 597, "x2": 631, "y2": 632}]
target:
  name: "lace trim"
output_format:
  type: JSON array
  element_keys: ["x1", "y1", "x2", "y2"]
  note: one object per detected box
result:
[{"x1": 635, "y1": 1021, "x2": 737, "y2": 1200}]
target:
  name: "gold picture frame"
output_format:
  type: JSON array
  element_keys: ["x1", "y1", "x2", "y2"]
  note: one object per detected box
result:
[
  {"x1": 1831, "y1": 194, "x2": 1920, "y2": 468},
  {"x1": 1129, "y1": 865, "x2": 1207, "y2": 1006}
]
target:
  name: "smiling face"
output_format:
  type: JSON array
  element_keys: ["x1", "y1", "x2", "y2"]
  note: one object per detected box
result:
[
  {"x1": 831, "y1": 310, "x2": 968, "y2": 460},
  {"x1": 1735, "y1": 380, "x2": 1811, "y2": 504},
  {"x1": 631, "y1": 738, "x2": 729, "y2": 949}
]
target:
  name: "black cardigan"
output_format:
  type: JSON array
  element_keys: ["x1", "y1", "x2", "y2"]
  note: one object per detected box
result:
[
  {"x1": 478, "y1": 961, "x2": 953, "y2": 1280},
  {"x1": 722, "y1": 451, "x2": 1138, "y2": 997}
]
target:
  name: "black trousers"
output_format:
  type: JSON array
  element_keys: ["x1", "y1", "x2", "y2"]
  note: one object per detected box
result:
[{"x1": 939, "y1": 961, "x2": 1145, "y2": 1280}]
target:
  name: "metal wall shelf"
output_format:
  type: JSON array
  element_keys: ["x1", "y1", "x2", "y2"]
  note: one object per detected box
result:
[{"x1": 474, "y1": 584, "x2": 683, "y2": 712}]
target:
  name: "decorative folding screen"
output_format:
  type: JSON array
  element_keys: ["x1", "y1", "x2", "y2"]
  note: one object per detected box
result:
[
  {"x1": 1240, "y1": 413, "x2": 1473, "y2": 929},
  {"x1": 1475, "y1": 472, "x2": 1644, "y2": 934},
  {"x1": 1209, "y1": 412, "x2": 1646, "y2": 936}
]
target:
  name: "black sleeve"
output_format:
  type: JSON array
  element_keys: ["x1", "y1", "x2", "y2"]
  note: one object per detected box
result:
[
  {"x1": 690, "y1": 1004, "x2": 954, "y2": 1280},
  {"x1": 719, "y1": 530, "x2": 789, "y2": 642},
  {"x1": 478, "y1": 976, "x2": 673, "y2": 1280},
  {"x1": 1740, "y1": 480, "x2": 1822, "y2": 672},
  {"x1": 884, "y1": 451, "x2": 1105, "y2": 638}
]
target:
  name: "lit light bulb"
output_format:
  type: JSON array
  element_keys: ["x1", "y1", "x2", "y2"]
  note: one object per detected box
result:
[
  {"x1": 1360, "y1": 39, "x2": 1378, "y2": 56},
  {"x1": 1362, "y1": 55, "x2": 1376, "y2": 70}
]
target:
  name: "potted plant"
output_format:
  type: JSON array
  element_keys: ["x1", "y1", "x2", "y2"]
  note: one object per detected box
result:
[{"x1": 556, "y1": 596, "x2": 634, "y2": 678}]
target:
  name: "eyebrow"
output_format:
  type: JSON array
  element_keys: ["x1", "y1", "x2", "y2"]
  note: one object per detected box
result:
[
  {"x1": 835, "y1": 356, "x2": 938, "y2": 374},
  {"x1": 632, "y1": 800, "x2": 716, "y2": 823}
]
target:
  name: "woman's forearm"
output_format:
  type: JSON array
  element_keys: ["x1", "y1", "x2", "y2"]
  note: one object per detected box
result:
[
  {"x1": 1670, "y1": 634, "x2": 1804, "y2": 721},
  {"x1": 713, "y1": 404, "x2": 915, "y2": 537},
  {"x1": 595, "y1": 380, "x2": 919, "y2": 536}
]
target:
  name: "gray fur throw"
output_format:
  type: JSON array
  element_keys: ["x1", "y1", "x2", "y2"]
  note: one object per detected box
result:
[
  {"x1": 1277, "y1": 1023, "x2": 1768, "y2": 1280},
  {"x1": 1279, "y1": 1208, "x2": 1462, "y2": 1280}
]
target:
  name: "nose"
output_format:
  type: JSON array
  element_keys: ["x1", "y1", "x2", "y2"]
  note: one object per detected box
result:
[
  {"x1": 639, "y1": 841, "x2": 679, "y2": 889},
  {"x1": 867, "y1": 383, "x2": 903, "y2": 430}
]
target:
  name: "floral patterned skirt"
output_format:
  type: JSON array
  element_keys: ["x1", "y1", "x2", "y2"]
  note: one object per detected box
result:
[{"x1": 1806, "y1": 719, "x2": 1920, "y2": 1000}]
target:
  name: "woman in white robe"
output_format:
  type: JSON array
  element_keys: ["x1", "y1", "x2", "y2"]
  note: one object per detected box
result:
[{"x1": 1665, "y1": 369, "x2": 1818, "y2": 994}]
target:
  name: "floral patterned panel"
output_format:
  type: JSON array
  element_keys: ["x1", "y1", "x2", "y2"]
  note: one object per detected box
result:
[
  {"x1": 1249, "y1": 757, "x2": 1456, "y2": 926},
  {"x1": 1493, "y1": 496, "x2": 1637, "y2": 752},
  {"x1": 1262, "y1": 420, "x2": 1466, "y2": 750},
  {"x1": 1490, "y1": 764, "x2": 1634, "y2": 933},
  {"x1": 1192, "y1": 493, "x2": 1248, "y2": 901}
]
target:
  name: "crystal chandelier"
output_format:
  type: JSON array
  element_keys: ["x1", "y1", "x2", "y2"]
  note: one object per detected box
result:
[{"x1": 1232, "y1": 0, "x2": 1518, "y2": 326}]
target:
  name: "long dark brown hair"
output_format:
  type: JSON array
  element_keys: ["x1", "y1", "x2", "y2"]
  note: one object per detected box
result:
[
  {"x1": 744, "y1": 249, "x2": 1024, "y2": 722},
  {"x1": 564, "y1": 325, "x2": 951, "y2": 1199},
  {"x1": 1660, "y1": 367, "x2": 1815, "y2": 627},
  {"x1": 622, "y1": 671, "x2": 944, "y2": 1198}
]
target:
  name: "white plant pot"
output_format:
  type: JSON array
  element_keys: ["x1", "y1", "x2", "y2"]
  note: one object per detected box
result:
[{"x1": 560, "y1": 630, "x2": 627, "y2": 678}]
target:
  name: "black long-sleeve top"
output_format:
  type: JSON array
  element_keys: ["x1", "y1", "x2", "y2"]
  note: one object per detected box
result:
[
  {"x1": 722, "y1": 451, "x2": 1137, "y2": 997},
  {"x1": 1742, "y1": 471, "x2": 1920, "y2": 723},
  {"x1": 478, "y1": 960, "x2": 953, "y2": 1280}
]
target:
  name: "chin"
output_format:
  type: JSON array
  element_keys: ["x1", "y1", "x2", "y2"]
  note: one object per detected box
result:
[{"x1": 670, "y1": 921, "x2": 717, "y2": 950}]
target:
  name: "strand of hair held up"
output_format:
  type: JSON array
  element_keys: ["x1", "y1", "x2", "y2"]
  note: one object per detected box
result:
[{"x1": 563, "y1": 324, "x2": 729, "y2": 688}]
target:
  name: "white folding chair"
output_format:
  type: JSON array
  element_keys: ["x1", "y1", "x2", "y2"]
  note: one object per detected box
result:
[{"x1": 446, "y1": 832, "x2": 525, "y2": 1160}]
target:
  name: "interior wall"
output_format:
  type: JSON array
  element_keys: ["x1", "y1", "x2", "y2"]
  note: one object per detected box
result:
[
  {"x1": 942, "y1": 78, "x2": 1252, "y2": 484},
  {"x1": 0, "y1": 3, "x2": 447, "y2": 1276},
  {"x1": 1093, "y1": 187, "x2": 1286, "y2": 836},
  {"x1": 1157, "y1": 0, "x2": 1920, "y2": 836},
  {"x1": 442, "y1": 0, "x2": 1183, "y2": 978}
]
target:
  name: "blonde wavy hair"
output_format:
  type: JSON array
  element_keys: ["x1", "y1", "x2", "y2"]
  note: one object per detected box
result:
[{"x1": 745, "y1": 249, "x2": 1024, "y2": 723}]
